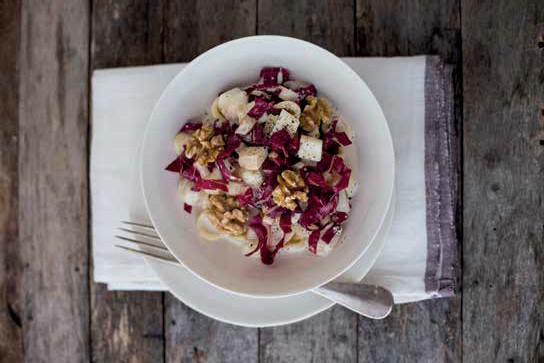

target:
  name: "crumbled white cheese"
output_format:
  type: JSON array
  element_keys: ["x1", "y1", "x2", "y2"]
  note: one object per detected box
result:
[
  {"x1": 278, "y1": 86, "x2": 299, "y2": 102},
  {"x1": 218, "y1": 88, "x2": 248, "y2": 122},
  {"x1": 238, "y1": 147, "x2": 268, "y2": 170},
  {"x1": 193, "y1": 162, "x2": 211, "y2": 179},
  {"x1": 239, "y1": 168, "x2": 263, "y2": 187},
  {"x1": 274, "y1": 100, "x2": 301, "y2": 118},
  {"x1": 272, "y1": 109, "x2": 300, "y2": 136},
  {"x1": 178, "y1": 179, "x2": 201, "y2": 206},
  {"x1": 235, "y1": 115, "x2": 257, "y2": 135},
  {"x1": 174, "y1": 132, "x2": 192, "y2": 155},
  {"x1": 336, "y1": 191, "x2": 350, "y2": 213},
  {"x1": 227, "y1": 181, "x2": 246, "y2": 196},
  {"x1": 297, "y1": 135, "x2": 323, "y2": 162},
  {"x1": 210, "y1": 97, "x2": 224, "y2": 120}
]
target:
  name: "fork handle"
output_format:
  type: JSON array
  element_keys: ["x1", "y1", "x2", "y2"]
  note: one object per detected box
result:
[{"x1": 313, "y1": 282, "x2": 393, "y2": 319}]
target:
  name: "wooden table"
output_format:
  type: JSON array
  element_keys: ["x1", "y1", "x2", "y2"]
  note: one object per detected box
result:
[{"x1": 1, "y1": 1, "x2": 542, "y2": 362}]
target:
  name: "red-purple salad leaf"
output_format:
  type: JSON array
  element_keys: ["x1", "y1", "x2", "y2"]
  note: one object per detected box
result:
[
  {"x1": 247, "y1": 98, "x2": 273, "y2": 119},
  {"x1": 332, "y1": 212, "x2": 348, "y2": 224},
  {"x1": 181, "y1": 164, "x2": 201, "y2": 183},
  {"x1": 260, "y1": 67, "x2": 290, "y2": 85},
  {"x1": 245, "y1": 214, "x2": 284, "y2": 265},
  {"x1": 279, "y1": 211, "x2": 292, "y2": 234},
  {"x1": 269, "y1": 129, "x2": 300, "y2": 158},
  {"x1": 192, "y1": 179, "x2": 228, "y2": 192},
  {"x1": 237, "y1": 188, "x2": 253, "y2": 207},
  {"x1": 297, "y1": 84, "x2": 317, "y2": 100},
  {"x1": 308, "y1": 229, "x2": 321, "y2": 254},
  {"x1": 334, "y1": 131, "x2": 352, "y2": 146},
  {"x1": 321, "y1": 224, "x2": 341, "y2": 244},
  {"x1": 331, "y1": 156, "x2": 352, "y2": 192},
  {"x1": 183, "y1": 203, "x2": 192, "y2": 214},
  {"x1": 299, "y1": 193, "x2": 339, "y2": 229},
  {"x1": 317, "y1": 152, "x2": 334, "y2": 172},
  {"x1": 179, "y1": 122, "x2": 201, "y2": 133},
  {"x1": 165, "y1": 155, "x2": 183, "y2": 173}
]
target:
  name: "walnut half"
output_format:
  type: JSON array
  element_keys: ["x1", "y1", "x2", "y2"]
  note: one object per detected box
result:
[
  {"x1": 206, "y1": 194, "x2": 248, "y2": 237},
  {"x1": 272, "y1": 170, "x2": 308, "y2": 210},
  {"x1": 300, "y1": 96, "x2": 333, "y2": 132},
  {"x1": 184, "y1": 125, "x2": 225, "y2": 165}
]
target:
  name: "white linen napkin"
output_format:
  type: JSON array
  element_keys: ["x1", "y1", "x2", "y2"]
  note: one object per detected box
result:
[{"x1": 91, "y1": 57, "x2": 457, "y2": 302}]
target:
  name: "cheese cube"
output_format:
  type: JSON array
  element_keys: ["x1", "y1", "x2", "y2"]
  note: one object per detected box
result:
[
  {"x1": 336, "y1": 191, "x2": 350, "y2": 213},
  {"x1": 227, "y1": 181, "x2": 246, "y2": 196},
  {"x1": 297, "y1": 135, "x2": 322, "y2": 161},
  {"x1": 238, "y1": 147, "x2": 268, "y2": 170},
  {"x1": 235, "y1": 115, "x2": 257, "y2": 135},
  {"x1": 239, "y1": 168, "x2": 263, "y2": 187},
  {"x1": 278, "y1": 86, "x2": 299, "y2": 102},
  {"x1": 272, "y1": 110, "x2": 300, "y2": 136},
  {"x1": 218, "y1": 88, "x2": 248, "y2": 122}
]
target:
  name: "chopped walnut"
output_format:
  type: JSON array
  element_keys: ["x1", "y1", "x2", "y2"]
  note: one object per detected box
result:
[
  {"x1": 272, "y1": 170, "x2": 308, "y2": 210},
  {"x1": 300, "y1": 96, "x2": 333, "y2": 132},
  {"x1": 206, "y1": 194, "x2": 248, "y2": 237},
  {"x1": 184, "y1": 125, "x2": 224, "y2": 165}
]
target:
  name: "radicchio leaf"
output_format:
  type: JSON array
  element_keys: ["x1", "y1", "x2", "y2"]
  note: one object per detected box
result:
[
  {"x1": 165, "y1": 155, "x2": 183, "y2": 172},
  {"x1": 245, "y1": 215, "x2": 284, "y2": 265},
  {"x1": 308, "y1": 229, "x2": 321, "y2": 254},
  {"x1": 192, "y1": 179, "x2": 228, "y2": 192},
  {"x1": 183, "y1": 203, "x2": 192, "y2": 214},
  {"x1": 179, "y1": 122, "x2": 202, "y2": 133},
  {"x1": 260, "y1": 67, "x2": 290, "y2": 85},
  {"x1": 321, "y1": 224, "x2": 341, "y2": 244},
  {"x1": 237, "y1": 188, "x2": 253, "y2": 207},
  {"x1": 247, "y1": 98, "x2": 273, "y2": 119},
  {"x1": 332, "y1": 212, "x2": 348, "y2": 224},
  {"x1": 269, "y1": 129, "x2": 300, "y2": 158},
  {"x1": 299, "y1": 193, "x2": 339, "y2": 229},
  {"x1": 279, "y1": 211, "x2": 292, "y2": 234}
]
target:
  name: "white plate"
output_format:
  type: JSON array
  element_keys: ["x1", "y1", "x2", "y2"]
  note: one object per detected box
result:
[
  {"x1": 145, "y1": 192, "x2": 395, "y2": 327},
  {"x1": 140, "y1": 36, "x2": 395, "y2": 298}
]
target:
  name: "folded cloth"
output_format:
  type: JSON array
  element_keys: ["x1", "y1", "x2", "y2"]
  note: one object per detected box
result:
[{"x1": 91, "y1": 56, "x2": 458, "y2": 303}]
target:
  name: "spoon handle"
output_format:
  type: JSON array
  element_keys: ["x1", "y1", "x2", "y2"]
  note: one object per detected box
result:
[{"x1": 313, "y1": 282, "x2": 393, "y2": 319}]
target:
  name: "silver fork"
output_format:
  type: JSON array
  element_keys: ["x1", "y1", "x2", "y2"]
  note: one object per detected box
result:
[{"x1": 116, "y1": 221, "x2": 393, "y2": 319}]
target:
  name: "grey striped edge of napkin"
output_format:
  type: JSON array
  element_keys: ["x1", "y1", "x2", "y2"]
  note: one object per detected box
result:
[{"x1": 424, "y1": 56, "x2": 459, "y2": 298}]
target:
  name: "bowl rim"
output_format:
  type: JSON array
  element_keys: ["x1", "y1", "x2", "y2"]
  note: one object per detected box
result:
[{"x1": 140, "y1": 35, "x2": 395, "y2": 298}]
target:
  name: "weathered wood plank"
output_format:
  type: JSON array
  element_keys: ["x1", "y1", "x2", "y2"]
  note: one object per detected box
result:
[
  {"x1": 90, "y1": 1, "x2": 165, "y2": 362},
  {"x1": 18, "y1": 0, "x2": 90, "y2": 361},
  {"x1": 164, "y1": 299, "x2": 258, "y2": 362},
  {"x1": 355, "y1": 1, "x2": 462, "y2": 361},
  {"x1": 162, "y1": 0, "x2": 257, "y2": 62},
  {"x1": 462, "y1": 0, "x2": 544, "y2": 361},
  {"x1": 358, "y1": 299, "x2": 461, "y2": 362},
  {"x1": 260, "y1": 308, "x2": 357, "y2": 363},
  {"x1": 0, "y1": 0, "x2": 23, "y2": 361},
  {"x1": 161, "y1": 2, "x2": 259, "y2": 362},
  {"x1": 258, "y1": 0, "x2": 355, "y2": 55},
  {"x1": 257, "y1": 2, "x2": 358, "y2": 362}
]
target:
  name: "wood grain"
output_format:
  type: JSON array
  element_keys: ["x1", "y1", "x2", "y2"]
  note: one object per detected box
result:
[
  {"x1": 0, "y1": 0, "x2": 23, "y2": 361},
  {"x1": 18, "y1": 0, "x2": 90, "y2": 361},
  {"x1": 162, "y1": 0, "x2": 256, "y2": 63},
  {"x1": 462, "y1": 0, "x2": 544, "y2": 361},
  {"x1": 165, "y1": 298, "x2": 258, "y2": 362},
  {"x1": 355, "y1": 1, "x2": 462, "y2": 361},
  {"x1": 257, "y1": 2, "x2": 359, "y2": 362},
  {"x1": 260, "y1": 308, "x2": 357, "y2": 363},
  {"x1": 258, "y1": 0, "x2": 355, "y2": 55},
  {"x1": 161, "y1": 2, "x2": 259, "y2": 361},
  {"x1": 90, "y1": 1, "x2": 165, "y2": 362}
]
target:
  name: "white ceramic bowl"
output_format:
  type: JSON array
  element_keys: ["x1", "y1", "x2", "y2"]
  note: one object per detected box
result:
[{"x1": 140, "y1": 36, "x2": 394, "y2": 298}]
